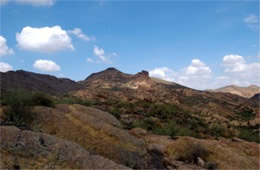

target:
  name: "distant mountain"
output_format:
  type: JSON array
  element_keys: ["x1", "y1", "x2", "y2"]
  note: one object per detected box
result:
[
  {"x1": 81, "y1": 67, "x2": 181, "y2": 89},
  {"x1": 0, "y1": 70, "x2": 83, "y2": 95},
  {"x1": 207, "y1": 85, "x2": 260, "y2": 98}
]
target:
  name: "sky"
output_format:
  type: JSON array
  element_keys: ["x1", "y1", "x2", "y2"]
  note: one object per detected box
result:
[{"x1": 0, "y1": 0, "x2": 259, "y2": 90}]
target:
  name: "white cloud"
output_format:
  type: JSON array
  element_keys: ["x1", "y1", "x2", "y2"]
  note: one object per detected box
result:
[
  {"x1": 223, "y1": 54, "x2": 247, "y2": 72},
  {"x1": 86, "y1": 58, "x2": 94, "y2": 63},
  {"x1": 68, "y1": 28, "x2": 95, "y2": 41},
  {"x1": 93, "y1": 45, "x2": 111, "y2": 63},
  {"x1": 1, "y1": 0, "x2": 55, "y2": 6},
  {"x1": 0, "y1": 62, "x2": 13, "y2": 72},
  {"x1": 149, "y1": 67, "x2": 175, "y2": 81},
  {"x1": 33, "y1": 59, "x2": 60, "y2": 71},
  {"x1": 185, "y1": 59, "x2": 212, "y2": 77},
  {"x1": 244, "y1": 14, "x2": 259, "y2": 30},
  {"x1": 150, "y1": 59, "x2": 212, "y2": 90},
  {"x1": 0, "y1": 35, "x2": 14, "y2": 56},
  {"x1": 16, "y1": 26, "x2": 74, "y2": 53}
]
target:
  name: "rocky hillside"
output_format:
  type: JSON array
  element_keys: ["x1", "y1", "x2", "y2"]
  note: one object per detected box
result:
[
  {"x1": 207, "y1": 85, "x2": 260, "y2": 98},
  {"x1": 0, "y1": 70, "x2": 83, "y2": 95},
  {"x1": 74, "y1": 68, "x2": 259, "y2": 131},
  {"x1": 81, "y1": 67, "x2": 163, "y2": 89},
  {"x1": 1, "y1": 104, "x2": 259, "y2": 169},
  {"x1": 1, "y1": 68, "x2": 259, "y2": 169}
]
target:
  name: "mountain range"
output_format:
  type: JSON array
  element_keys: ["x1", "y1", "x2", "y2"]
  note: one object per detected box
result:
[{"x1": 0, "y1": 68, "x2": 259, "y2": 169}]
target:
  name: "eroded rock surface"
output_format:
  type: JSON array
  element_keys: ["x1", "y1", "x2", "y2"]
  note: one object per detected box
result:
[{"x1": 0, "y1": 126, "x2": 129, "y2": 169}]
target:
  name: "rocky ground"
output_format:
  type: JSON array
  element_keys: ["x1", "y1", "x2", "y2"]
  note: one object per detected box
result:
[{"x1": 1, "y1": 104, "x2": 259, "y2": 169}]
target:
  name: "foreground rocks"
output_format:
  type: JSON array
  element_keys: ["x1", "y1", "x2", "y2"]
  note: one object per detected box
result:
[
  {"x1": 0, "y1": 126, "x2": 129, "y2": 169},
  {"x1": 1, "y1": 104, "x2": 259, "y2": 169},
  {"x1": 30, "y1": 104, "x2": 150, "y2": 168}
]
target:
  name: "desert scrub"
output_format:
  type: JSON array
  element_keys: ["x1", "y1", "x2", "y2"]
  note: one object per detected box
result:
[
  {"x1": 236, "y1": 108, "x2": 256, "y2": 120},
  {"x1": 153, "y1": 121, "x2": 201, "y2": 138},
  {"x1": 56, "y1": 96, "x2": 94, "y2": 106},
  {"x1": 177, "y1": 143, "x2": 210, "y2": 164},
  {"x1": 0, "y1": 90, "x2": 55, "y2": 126},
  {"x1": 237, "y1": 127, "x2": 259, "y2": 143},
  {"x1": 131, "y1": 118, "x2": 158, "y2": 130}
]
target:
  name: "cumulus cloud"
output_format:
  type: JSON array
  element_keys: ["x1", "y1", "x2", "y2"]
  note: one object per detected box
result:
[
  {"x1": 149, "y1": 67, "x2": 175, "y2": 81},
  {"x1": 1, "y1": 0, "x2": 55, "y2": 6},
  {"x1": 68, "y1": 28, "x2": 95, "y2": 41},
  {"x1": 150, "y1": 55, "x2": 260, "y2": 90},
  {"x1": 0, "y1": 35, "x2": 14, "y2": 56},
  {"x1": 33, "y1": 59, "x2": 60, "y2": 71},
  {"x1": 221, "y1": 54, "x2": 260, "y2": 86},
  {"x1": 0, "y1": 62, "x2": 13, "y2": 72},
  {"x1": 244, "y1": 14, "x2": 259, "y2": 30},
  {"x1": 16, "y1": 26, "x2": 74, "y2": 53},
  {"x1": 149, "y1": 59, "x2": 212, "y2": 89},
  {"x1": 223, "y1": 54, "x2": 247, "y2": 72},
  {"x1": 93, "y1": 45, "x2": 111, "y2": 63},
  {"x1": 185, "y1": 59, "x2": 212, "y2": 77}
]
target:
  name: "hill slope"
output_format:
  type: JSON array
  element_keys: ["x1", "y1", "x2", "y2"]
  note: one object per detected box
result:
[
  {"x1": 0, "y1": 70, "x2": 83, "y2": 95},
  {"x1": 207, "y1": 85, "x2": 260, "y2": 98}
]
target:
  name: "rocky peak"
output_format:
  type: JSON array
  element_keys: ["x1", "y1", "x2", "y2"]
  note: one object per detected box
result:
[{"x1": 134, "y1": 70, "x2": 149, "y2": 79}]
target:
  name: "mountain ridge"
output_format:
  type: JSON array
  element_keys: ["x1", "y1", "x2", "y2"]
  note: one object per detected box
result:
[{"x1": 206, "y1": 84, "x2": 260, "y2": 98}]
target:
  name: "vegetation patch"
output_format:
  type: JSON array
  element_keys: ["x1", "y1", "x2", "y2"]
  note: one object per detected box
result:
[
  {"x1": 0, "y1": 90, "x2": 55, "y2": 127},
  {"x1": 177, "y1": 143, "x2": 210, "y2": 164}
]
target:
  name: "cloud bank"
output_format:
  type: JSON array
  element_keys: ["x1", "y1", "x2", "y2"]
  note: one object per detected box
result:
[{"x1": 150, "y1": 55, "x2": 260, "y2": 90}]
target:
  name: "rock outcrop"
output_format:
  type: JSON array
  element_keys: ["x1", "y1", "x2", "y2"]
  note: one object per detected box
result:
[
  {"x1": 0, "y1": 126, "x2": 129, "y2": 169},
  {"x1": 29, "y1": 104, "x2": 149, "y2": 168}
]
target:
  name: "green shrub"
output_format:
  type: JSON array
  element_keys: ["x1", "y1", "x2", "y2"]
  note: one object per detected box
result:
[
  {"x1": 31, "y1": 93, "x2": 55, "y2": 107},
  {"x1": 237, "y1": 128, "x2": 259, "y2": 143},
  {"x1": 177, "y1": 143, "x2": 210, "y2": 164},
  {"x1": 56, "y1": 96, "x2": 93, "y2": 106},
  {"x1": 109, "y1": 108, "x2": 121, "y2": 119},
  {"x1": 208, "y1": 123, "x2": 227, "y2": 138},
  {"x1": 1, "y1": 90, "x2": 54, "y2": 126},
  {"x1": 132, "y1": 118, "x2": 157, "y2": 130},
  {"x1": 153, "y1": 121, "x2": 201, "y2": 138},
  {"x1": 237, "y1": 109, "x2": 256, "y2": 120}
]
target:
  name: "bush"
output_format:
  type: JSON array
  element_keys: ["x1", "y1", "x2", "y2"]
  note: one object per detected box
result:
[
  {"x1": 208, "y1": 123, "x2": 227, "y2": 138},
  {"x1": 31, "y1": 93, "x2": 55, "y2": 107},
  {"x1": 108, "y1": 108, "x2": 121, "y2": 119},
  {"x1": 177, "y1": 143, "x2": 210, "y2": 164},
  {"x1": 237, "y1": 109, "x2": 256, "y2": 120},
  {"x1": 153, "y1": 121, "x2": 201, "y2": 138},
  {"x1": 237, "y1": 128, "x2": 259, "y2": 143},
  {"x1": 1, "y1": 90, "x2": 54, "y2": 126},
  {"x1": 132, "y1": 118, "x2": 157, "y2": 130},
  {"x1": 56, "y1": 96, "x2": 93, "y2": 106}
]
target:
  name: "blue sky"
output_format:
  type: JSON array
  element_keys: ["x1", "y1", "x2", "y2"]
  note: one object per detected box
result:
[{"x1": 0, "y1": 0, "x2": 259, "y2": 90}]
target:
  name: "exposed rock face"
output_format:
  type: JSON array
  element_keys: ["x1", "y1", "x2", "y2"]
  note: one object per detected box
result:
[
  {"x1": 29, "y1": 104, "x2": 149, "y2": 168},
  {"x1": 0, "y1": 70, "x2": 83, "y2": 95},
  {"x1": 207, "y1": 85, "x2": 260, "y2": 98},
  {"x1": 81, "y1": 67, "x2": 157, "y2": 89},
  {"x1": 0, "y1": 126, "x2": 129, "y2": 169}
]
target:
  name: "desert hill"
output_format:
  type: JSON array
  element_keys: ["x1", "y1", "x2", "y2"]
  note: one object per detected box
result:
[
  {"x1": 207, "y1": 85, "x2": 260, "y2": 98},
  {"x1": 0, "y1": 70, "x2": 83, "y2": 95}
]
